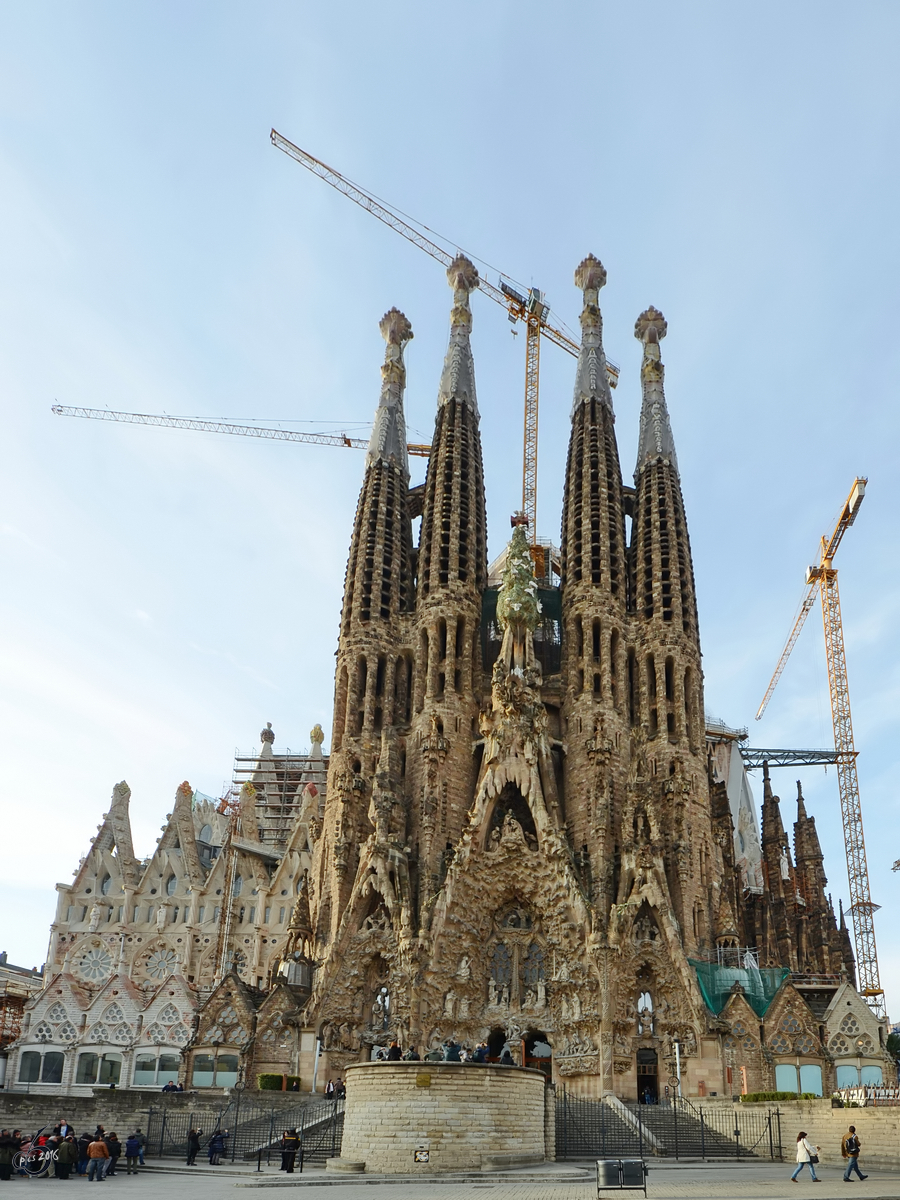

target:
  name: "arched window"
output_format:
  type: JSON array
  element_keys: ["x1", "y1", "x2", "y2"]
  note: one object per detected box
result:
[
  {"x1": 100, "y1": 874, "x2": 112, "y2": 896},
  {"x1": 165, "y1": 875, "x2": 177, "y2": 896},
  {"x1": 199, "y1": 825, "x2": 213, "y2": 843},
  {"x1": 232, "y1": 875, "x2": 243, "y2": 898}
]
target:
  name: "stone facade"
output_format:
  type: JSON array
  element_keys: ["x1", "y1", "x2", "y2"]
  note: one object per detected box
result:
[
  {"x1": 333, "y1": 1062, "x2": 547, "y2": 1173},
  {"x1": 304, "y1": 255, "x2": 892, "y2": 1102},
  {"x1": 7, "y1": 736, "x2": 326, "y2": 1094},
  {"x1": 12, "y1": 255, "x2": 892, "y2": 1104}
]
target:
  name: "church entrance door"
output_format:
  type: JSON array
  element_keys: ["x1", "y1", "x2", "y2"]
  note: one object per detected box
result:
[
  {"x1": 524, "y1": 1030, "x2": 552, "y2": 1078},
  {"x1": 636, "y1": 1047, "x2": 659, "y2": 1103}
]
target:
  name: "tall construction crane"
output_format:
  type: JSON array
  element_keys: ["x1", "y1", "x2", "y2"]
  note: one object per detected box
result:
[
  {"x1": 51, "y1": 405, "x2": 432, "y2": 457},
  {"x1": 755, "y1": 478, "x2": 883, "y2": 1017},
  {"x1": 270, "y1": 130, "x2": 620, "y2": 567}
]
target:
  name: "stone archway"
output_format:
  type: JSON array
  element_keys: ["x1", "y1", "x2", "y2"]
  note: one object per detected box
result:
[
  {"x1": 637, "y1": 1046, "x2": 659, "y2": 1104},
  {"x1": 524, "y1": 1029, "x2": 552, "y2": 1078},
  {"x1": 486, "y1": 1027, "x2": 507, "y2": 1062}
]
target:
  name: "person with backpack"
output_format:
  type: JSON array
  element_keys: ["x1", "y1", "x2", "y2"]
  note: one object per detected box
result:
[
  {"x1": 790, "y1": 1131, "x2": 820, "y2": 1182},
  {"x1": 842, "y1": 1125, "x2": 868, "y2": 1182},
  {"x1": 123, "y1": 1134, "x2": 142, "y2": 1175}
]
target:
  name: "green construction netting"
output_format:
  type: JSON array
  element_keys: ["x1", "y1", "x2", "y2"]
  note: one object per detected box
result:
[{"x1": 689, "y1": 959, "x2": 789, "y2": 1018}]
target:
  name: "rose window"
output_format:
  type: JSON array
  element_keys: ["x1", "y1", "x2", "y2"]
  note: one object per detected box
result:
[
  {"x1": 88, "y1": 1023, "x2": 110, "y2": 1042},
  {"x1": 781, "y1": 1014, "x2": 802, "y2": 1035},
  {"x1": 794, "y1": 1034, "x2": 816, "y2": 1055},
  {"x1": 205, "y1": 1025, "x2": 224, "y2": 1043},
  {"x1": 218, "y1": 1006, "x2": 240, "y2": 1026},
  {"x1": 145, "y1": 949, "x2": 178, "y2": 980},
  {"x1": 102, "y1": 1003, "x2": 125, "y2": 1023},
  {"x1": 112, "y1": 1024, "x2": 132, "y2": 1044},
  {"x1": 169, "y1": 1024, "x2": 190, "y2": 1045},
  {"x1": 158, "y1": 1003, "x2": 180, "y2": 1025},
  {"x1": 840, "y1": 1014, "x2": 860, "y2": 1036},
  {"x1": 145, "y1": 1023, "x2": 169, "y2": 1043},
  {"x1": 770, "y1": 1033, "x2": 791, "y2": 1054},
  {"x1": 57, "y1": 1022, "x2": 77, "y2": 1042},
  {"x1": 34, "y1": 1022, "x2": 54, "y2": 1040},
  {"x1": 77, "y1": 947, "x2": 113, "y2": 982},
  {"x1": 830, "y1": 1034, "x2": 850, "y2": 1055},
  {"x1": 47, "y1": 1003, "x2": 68, "y2": 1022}
]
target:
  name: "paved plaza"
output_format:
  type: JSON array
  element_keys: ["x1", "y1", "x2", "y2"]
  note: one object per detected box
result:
[{"x1": 9, "y1": 1160, "x2": 897, "y2": 1200}]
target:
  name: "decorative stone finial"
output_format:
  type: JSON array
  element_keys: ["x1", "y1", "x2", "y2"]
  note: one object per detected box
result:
[
  {"x1": 176, "y1": 781, "x2": 193, "y2": 805},
  {"x1": 496, "y1": 524, "x2": 540, "y2": 634},
  {"x1": 261, "y1": 722, "x2": 275, "y2": 744},
  {"x1": 634, "y1": 306, "x2": 667, "y2": 345},
  {"x1": 310, "y1": 724, "x2": 324, "y2": 745},
  {"x1": 574, "y1": 254, "x2": 607, "y2": 295},
  {"x1": 379, "y1": 307, "x2": 413, "y2": 347},
  {"x1": 447, "y1": 254, "x2": 479, "y2": 296}
]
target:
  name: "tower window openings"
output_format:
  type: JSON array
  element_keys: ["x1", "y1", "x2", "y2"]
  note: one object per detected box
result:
[
  {"x1": 610, "y1": 630, "x2": 620, "y2": 708},
  {"x1": 664, "y1": 657, "x2": 675, "y2": 702},
  {"x1": 647, "y1": 654, "x2": 658, "y2": 736},
  {"x1": 100, "y1": 873, "x2": 112, "y2": 896},
  {"x1": 166, "y1": 875, "x2": 177, "y2": 897},
  {"x1": 375, "y1": 655, "x2": 386, "y2": 698},
  {"x1": 626, "y1": 648, "x2": 637, "y2": 727},
  {"x1": 592, "y1": 619, "x2": 601, "y2": 662}
]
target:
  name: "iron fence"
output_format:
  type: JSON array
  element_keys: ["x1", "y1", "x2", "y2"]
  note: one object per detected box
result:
[{"x1": 146, "y1": 1096, "x2": 344, "y2": 1165}]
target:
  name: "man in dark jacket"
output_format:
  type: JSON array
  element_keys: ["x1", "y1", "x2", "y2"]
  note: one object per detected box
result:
[
  {"x1": 56, "y1": 1136, "x2": 78, "y2": 1179},
  {"x1": 280, "y1": 1129, "x2": 300, "y2": 1173},
  {"x1": 842, "y1": 1125, "x2": 868, "y2": 1181},
  {"x1": 124, "y1": 1135, "x2": 141, "y2": 1175},
  {"x1": 0, "y1": 1131, "x2": 18, "y2": 1182},
  {"x1": 105, "y1": 1133, "x2": 122, "y2": 1176},
  {"x1": 207, "y1": 1130, "x2": 228, "y2": 1166},
  {"x1": 386, "y1": 1041, "x2": 403, "y2": 1060},
  {"x1": 76, "y1": 1133, "x2": 91, "y2": 1175},
  {"x1": 185, "y1": 1129, "x2": 202, "y2": 1167}
]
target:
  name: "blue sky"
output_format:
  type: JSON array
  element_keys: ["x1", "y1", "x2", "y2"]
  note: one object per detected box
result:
[{"x1": 2, "y1": 3, "x2": 899, "y2": 1012}]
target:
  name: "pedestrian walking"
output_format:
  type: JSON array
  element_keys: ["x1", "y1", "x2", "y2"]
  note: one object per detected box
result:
[
  {"x1": 133, "y1": 1128, "x2": 147, "y2": 1166},
  {"x1": 791, "y1": 1131, "x2": 821, "y2": 1182},
  {"x1": 335, "y1": 1078, "x2": 345, "y2": 1099},
  {"x1": 842, "y1": 1125, "x2": 868, "y2": 1182},
  {"x1": 280, "y1": 1129, "x2": 300, "y2": 1173},
  {"x1": 324, "y1": 1078, "x2": 335, "y2": 1097},
  {"x1": 86, "y1": 1136, "x2": 109, "y2": 1181},
  {"x1": 124, "y1": 1134, "x2": 142, "y2": 1175},
  {"x1": 185, "y1": 1128, "x2": 202, "y2": 1167}
]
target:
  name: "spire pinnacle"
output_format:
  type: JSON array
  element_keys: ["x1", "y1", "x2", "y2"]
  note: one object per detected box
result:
[
  {"x1": 367, "y1": 308, "x2": 413, "y2": 473},
  {"x1": 438, "y1": 255, "x2": 479, "y2": 414},
  {"x1": 796, "y1": 779, "x2": 807, "y2": 820},
  {"x1": 634, "y1": 306, "x2": 679, "y2": 478},
  {"x1": 571, "y1": 254, "x2": 612, "y2": 416}
]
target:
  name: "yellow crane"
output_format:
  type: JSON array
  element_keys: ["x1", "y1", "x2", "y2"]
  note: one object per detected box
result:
[
  {"x1": 756, "y1": 478, "x2": 883, "y2": 1018},
  {"x1": 51, "y1": 405, "x2": 432, "y2": 458},
  {"x1": 270, "y1": 129, "x2": 620, "y2": 569}
]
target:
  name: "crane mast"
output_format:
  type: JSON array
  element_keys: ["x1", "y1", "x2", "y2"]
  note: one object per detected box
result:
[{"x1": 756, "y1": 478, "x2": 882, "y2": 1017}]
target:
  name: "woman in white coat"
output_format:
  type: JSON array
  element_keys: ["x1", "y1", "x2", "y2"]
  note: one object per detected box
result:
[{"x1": 791, "y1": 1131, "x2": 821, "y2": 1182}]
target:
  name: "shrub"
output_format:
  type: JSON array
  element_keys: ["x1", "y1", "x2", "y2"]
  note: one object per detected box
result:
[{"x1": 740, "y1": 1091, "x2": 820, "y2": 1103}]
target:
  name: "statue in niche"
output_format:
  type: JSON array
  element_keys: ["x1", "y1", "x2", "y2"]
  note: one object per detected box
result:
[
  {"x1": 488, "y1": 979, "x2": 499, "y2": 1007},
  {"x1": 456, "y1": 956, "x2": 471, "y2": 981},
  {"x1": 458, "y1": 996, "x2": 469, "y2": 1019},
  {"x1": 88, "y1": 905, "x2": 102, "y2": 933},
  {"x1": 780, "y1": 846, "x2": 791, "y2": 880},
  {"x1": 443, "y1": 990, "x2": 456, "y2": 1018},
  {"x1": 156, "y1": 906, "x2": 167, "y2": 932}
]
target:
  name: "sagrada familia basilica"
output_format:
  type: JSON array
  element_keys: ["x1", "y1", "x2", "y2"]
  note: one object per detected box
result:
[{"x1": 7, "y1": 255, "x2": 892, "y2": 1101}]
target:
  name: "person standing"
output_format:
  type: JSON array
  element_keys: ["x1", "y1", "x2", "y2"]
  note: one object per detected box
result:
[
  {"x1": 105, "y1": 1133, "x2": 122, "y2": 1177},
  {"x1": 280, "y1": 1129, "x2": 300, "y2": 1173},
  {"x1": 842, "y1": 1125, "x2": 868, "y2": 1182},
  {"x1": 133, "y1": 1128, "x2": 147, "y2": 1166},
  {"x1": 791, "y1": 1131, "x2": 820, "y2": 1182},
  {"x1": 207, "y1": 1129, "x2": 228, "y2": 1166},
  {"x1": 86, "y1": 1136, "x2": 109, "y2": 1181},
  {"x1": 123, "y1": 1135, "x2": 141, "y2": 1175},
  {"x1": 0, "y1": 1130, "x2": 17, "y2": 1182},
  {"x1": 76, "y1": 1133, "x2": 91, "y2": 1176},
  {"x1": 56, "y1": 1135, "x2": 78, "y2": 1180},
  {"x1": 386, "y1": 1041, "x2": 402, "y2": 1061},
  {"x1": 185, "y1": 1128, "x2": 201, "y2": 1167}
]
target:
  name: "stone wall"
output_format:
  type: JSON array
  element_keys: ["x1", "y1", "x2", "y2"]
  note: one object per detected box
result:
[
  {"x1": 720, "y1": 1099, "x2": 900, "y2": 1168},
  {"x1": 333, "y1": 1062, "x2": 548, "y2": 1173},
  {"x1": 0, "y1": 1088, "x2": 315, "y2": 1140}
]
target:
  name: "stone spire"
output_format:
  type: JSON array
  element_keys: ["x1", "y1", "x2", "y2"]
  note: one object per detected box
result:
[
  {"x1": 634, "y1": 306, "x2": 678, "y2": 477},
  {"x1": 560, "y1": 255, "x2": 626, "y2": 602},
  {"x1": 571, "y1": 254, "x2": 613, "y2": 416},
  {"x1": 367, "y1": 308, "x2": 413, "y2": 474},
  {"x1": 437, "y1": 254, "x2": 480, "y2": 416},
  {"x1": 418, "y1": 254, "x2": 487, "y2": 601}
]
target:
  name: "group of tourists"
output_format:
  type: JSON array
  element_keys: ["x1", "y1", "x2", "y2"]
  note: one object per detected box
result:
[
  {"x1": 371, "y1": 1039, "x2": 516, "y2": 1065},
  {"x1": 322, "y1": 1079, "x2": 345, "y2": 1098},
  {"x1": 187, "y1": 1128, "x2": 229, "y2": 1167},
  {"x1": 791, "y1": 1126, "x2": 869, "y2": 1183},
  {"x1": 0, "y1": 1122, "x2": 147, "y2": 1180}
]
